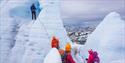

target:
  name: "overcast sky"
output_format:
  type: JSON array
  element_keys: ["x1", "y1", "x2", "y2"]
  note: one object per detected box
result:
[{"x1": 60, "y1": 0, "x2": 125, "y2": 22}]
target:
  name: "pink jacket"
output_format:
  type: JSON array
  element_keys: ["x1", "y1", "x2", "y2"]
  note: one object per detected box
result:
[{"x1": 66, "y1": 53, "x2": 76, "y2": 63}]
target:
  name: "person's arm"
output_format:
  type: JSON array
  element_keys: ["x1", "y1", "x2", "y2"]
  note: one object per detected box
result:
[{"x1": 34, "y1": 6, "x2": 36, "y2": 10}]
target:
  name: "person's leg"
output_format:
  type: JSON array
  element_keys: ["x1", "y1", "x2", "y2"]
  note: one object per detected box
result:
[
  {"x1": 33, "y1": 12, "x2": 36, "y2": 20},
  {"x1": 34, "y1": 12, "x2": 36, "y2": 20},
  {"x1": 32, "y1": 12, "x2": 34, "y2": 20},
  {"x1": 33, "y1": 12, "x2": 35, "y2": 20}
]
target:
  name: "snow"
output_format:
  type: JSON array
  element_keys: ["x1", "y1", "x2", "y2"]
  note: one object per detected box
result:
[
  {"x1": 72, "y1": 43, "x2": 86, "y2": 63},
  {"x1": 0, "y1": 0, "x2": 40, "y2": 63},
  {"x1": 84, "y1": 12, "x2": 125, "y2": 63},
  {"x1": 8, "y1": 22, "x2": 32, "y2": 63},
  {"x1": 8, "y1": 0, "x2": 71, "y2": 63},
  {"x1": 0, "y1": 0, "x2": 124, "y2": 63},
  {"x1": 20, "y1": 20, "x2": 51, "y2": 63},
  {"x1": 43, "y1": 48, "x2": 62, "y2": 63},
  {"x1": 38, "y1": 0, "x2": 71, "y2": 48}
]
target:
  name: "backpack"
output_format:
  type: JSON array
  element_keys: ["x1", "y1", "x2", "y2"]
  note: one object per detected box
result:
[
  {"x1": 61, "y1": 52, "x2": 67, "y2": 63},
  {"x1": 93, "y1": 51, "x2": 100, "y2": 63}
]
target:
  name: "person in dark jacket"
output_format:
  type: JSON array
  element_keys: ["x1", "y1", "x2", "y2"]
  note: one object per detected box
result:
[{"x1": 31, "y1": 4, "x2": 36, "y2": 20}]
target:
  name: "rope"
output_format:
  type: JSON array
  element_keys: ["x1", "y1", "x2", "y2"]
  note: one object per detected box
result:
[{"x1": 37, "y1": 17, "x2": 51, "y2": 39}]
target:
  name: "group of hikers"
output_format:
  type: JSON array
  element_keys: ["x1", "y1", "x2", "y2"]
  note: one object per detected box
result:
[
  {"x1": 30, "y1": 3, "x2": 100, "y2": 63},
  {"x1": 51, "y1": 36, "x2": 100, "y2": 63}
]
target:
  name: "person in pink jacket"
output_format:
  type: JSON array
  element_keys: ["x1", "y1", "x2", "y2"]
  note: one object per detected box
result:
[{"x1": 87, "y1": 49, "x2": 94, "y2": 63}]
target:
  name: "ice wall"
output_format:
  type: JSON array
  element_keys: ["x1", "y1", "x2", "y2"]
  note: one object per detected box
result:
[
  {"x1": 85, "y1": 12, "x2": 125, "y2": 63},
  {"x1": 0, "y1": 0, "x2": 39, "y2": 63},
  {"x1": 38, "y1": 0, "x2": 71, "y2": 48},
  {"x1": 9, "y1": 0, "x2": 71, "y2": 63},
  {"x1": 21, "y1": 0, "x2": 71, "y2": 63},
  {"x1": 0, "y1": 0, "x2": 26, "y2": 63}
]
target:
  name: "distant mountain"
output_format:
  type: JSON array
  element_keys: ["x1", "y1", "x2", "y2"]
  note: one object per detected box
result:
[{"x1": 63, "y1": 20, "x2": 100, "y2": 27}]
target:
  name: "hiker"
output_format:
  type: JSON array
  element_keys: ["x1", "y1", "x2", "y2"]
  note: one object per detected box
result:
[
  {"x1": 93, "y1": 51, "x2": 100, "y2": 63},
  {"x1": 65, "y1": 43, "x2": 76, "y2": 63},
  {"x1": 31, "y1": 3, "x2": 36, "y2": 20},
  {"x1": 51, "y1": 36, "x2": 65, "y2": 63},
  {"x1": 87, "y1": 49, "x2": 94, "y2": 63}
]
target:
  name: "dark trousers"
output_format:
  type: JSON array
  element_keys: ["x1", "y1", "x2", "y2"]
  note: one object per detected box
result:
[{"x1": 32, "y1": 11, "x2": 36, "y2": 20}]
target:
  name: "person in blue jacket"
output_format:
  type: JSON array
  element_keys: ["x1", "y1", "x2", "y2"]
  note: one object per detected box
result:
[{"x1": 31, "y1": 3, "x2": 36, "y2": 20}]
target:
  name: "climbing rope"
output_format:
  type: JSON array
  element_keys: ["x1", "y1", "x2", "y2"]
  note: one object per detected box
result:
[{"x1": 37, "y1": 17, "x2": 51, "y2": 39}]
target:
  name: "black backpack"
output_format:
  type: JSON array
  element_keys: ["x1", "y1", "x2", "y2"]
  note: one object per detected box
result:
[{"x1": 61, "y1": 52, "x2": 67, "y2": 63}]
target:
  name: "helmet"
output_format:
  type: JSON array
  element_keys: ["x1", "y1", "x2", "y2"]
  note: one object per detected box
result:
[{"x1": 65, "y1": 43, "x2": 71, "y2": 52}]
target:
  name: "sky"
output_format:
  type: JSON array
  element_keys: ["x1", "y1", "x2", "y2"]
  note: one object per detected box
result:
[
  {"x1": 60, "y1": 0, "x2": 125, "y2": 23},
  {"x1": 0, "y1": 0, "x2": 124, "y2": 25}
]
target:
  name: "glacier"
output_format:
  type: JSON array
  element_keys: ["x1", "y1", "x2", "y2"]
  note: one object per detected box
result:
[
  {"x1": 43, "y1": 48, "x2": 62, "y2": 63},
  {"x1": 8, "y1": 0, "x2": 71, "y2": 63},
  {"x1": 0, "y1": 0, "x2": 34, "y2": 63},
  {"x1": 0, "y1": 0, "x2": 125, "y2": 63},
  {"x1": 0, "y1": 0, "x2": 40, "y2": 63},
  {"x1": 84, "y1": 12, "x2": 125, "y2": 63}
]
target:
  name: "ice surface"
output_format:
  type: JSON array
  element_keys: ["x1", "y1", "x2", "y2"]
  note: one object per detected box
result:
[
  {"x1": 0, "y1": 0, "x2": 40, "y2": 63},
  {"x1": 43, "y1": 48, "x2": 62, "y2": 63},
  {"x1": 71, "y1": 43, "x2": 86, "y2": 63},
  {"x1": 8, "y1": 22, "x2": 32, "y2": 63},
  {"x1": 37, "y1": 0, "x2": 71, "y2": 48},
  {"x1": 84, "y1": 12, "x2": 125, "y2": 63},
  {"x1": 1, "y1": 0, "x2": 124, "y2": 63}
]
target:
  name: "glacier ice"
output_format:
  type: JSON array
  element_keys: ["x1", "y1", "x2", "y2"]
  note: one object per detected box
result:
[
  {"x1": 1, "y1": 0, "x2": 125, "y2": 63},
  {"x1": 43, "y1": 48, "x2": 62, "y2": 63},
  {"x1": 84, "y1": 12, "x2": 125, "y2": 63},
  {"x1": 8, "y1": 0, "x2": 71, "y2": 63},
  {"x1": 0, "y1": 0, "x2": 42, "y2": 63}
]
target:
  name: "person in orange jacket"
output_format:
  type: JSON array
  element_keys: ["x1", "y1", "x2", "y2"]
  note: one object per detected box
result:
[
  {"x1": 87, "y1": 49, "x2": 94, "y2": 63},
  {"x1": 65, "y1": 43, "x2": 76, "y2": 63},
  {"x1": 30, "y1": 3, "x2": 36, "y2": 20}
]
